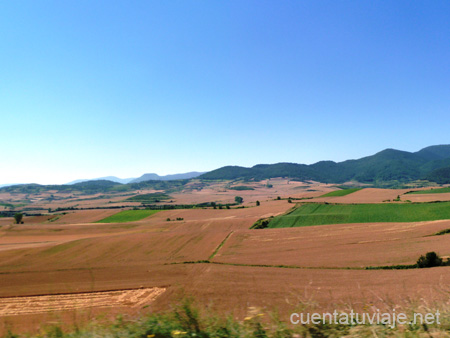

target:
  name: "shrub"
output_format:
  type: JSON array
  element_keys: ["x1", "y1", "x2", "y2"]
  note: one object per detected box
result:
[
  {"x1": 256, "y1": 201, "x2": 260, "y2": 206},
  {"x1": 417, "y1": 252, "x2": 443, "y2": 268},
  {"x1": 14, "y1": 213, "x2": 23, "y2": 224}
]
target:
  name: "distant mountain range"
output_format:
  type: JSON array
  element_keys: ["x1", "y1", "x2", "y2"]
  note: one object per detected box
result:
[
  {"x1": 66, "y1": 176, "x2": 135, "y2": 185},
  {"x1": 130, "y1": 172, "x2": 205, "y2": 183},
  {"x1": 199, "y1": 144, "x2": 450, "y2": 184},
  {"x1": 2, "y1": 145, "x2": 450, "y2": 194},
  {"x1": 66, "y1": 172, "x2": 205, "y2": 185}
]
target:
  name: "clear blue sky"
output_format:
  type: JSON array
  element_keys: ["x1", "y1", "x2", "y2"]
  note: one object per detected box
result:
[{"x1": 1, "y1": 1, "x2": 449, "y2": 184}]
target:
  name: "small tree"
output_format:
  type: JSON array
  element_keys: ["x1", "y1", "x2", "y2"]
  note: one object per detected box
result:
[
  {"x1": 14, "y1": 213, "x2": 23, "y2": 224},
  {"x1": 417, "y1": 252, "x2": 443, "y2": 268},
  {"x1": 256, "y1": 200, "x2": 260, "y2": 206},
  {"x1": 235, "y1": 196, "x2": 243, "y2": 204},
  {"x1": 276, "y1": 196, "x2": 281, "y2": 200}
]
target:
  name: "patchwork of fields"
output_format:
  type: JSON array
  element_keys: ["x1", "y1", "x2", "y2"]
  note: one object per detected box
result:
[{"x1": 0, "y1": 181, "x2": 450, "y2": 334}]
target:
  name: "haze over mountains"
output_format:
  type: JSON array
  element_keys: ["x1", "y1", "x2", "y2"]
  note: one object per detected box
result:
[
  {"x1": 66, "y1": 172, "x2": 205, "y2": 185},
  {"x1": 2, "y1": 145, "x2": 450, "y2": 191}
]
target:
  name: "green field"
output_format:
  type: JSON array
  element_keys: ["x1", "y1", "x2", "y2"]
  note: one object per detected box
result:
[
  {"x1": 318, "y1": 188, "x2": 362, "y2": 197},
  {"x1": 268, "y1": 202, "x2": 450, "y2": 228},
  {"x1": 96, "y1": 210, "x2": 159, "y2": 223},
  {"x1": 406, "y1": 187, "x2": 450, "y2": 194},
  {"x1": 125, "y1": 193, "x2": 171, "y2": 203},
  {"x1": 228, "y1": 186, "x2": 255, "y2": 191}
]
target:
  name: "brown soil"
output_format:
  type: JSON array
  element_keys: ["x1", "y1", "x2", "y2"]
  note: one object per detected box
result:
[{"x1": 1, "y1": 181, "x2": 450, "y2": 333}]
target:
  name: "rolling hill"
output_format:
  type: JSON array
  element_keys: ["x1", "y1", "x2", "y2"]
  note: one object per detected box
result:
[
  {"x1": 2, "y1": 145, "x2": 450, "y2": 195},
  {"x1": 199, "y1": 145, "x2": 450, "y2": 184}
]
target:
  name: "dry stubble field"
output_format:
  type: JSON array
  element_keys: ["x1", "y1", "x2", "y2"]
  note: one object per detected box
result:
[{"x1": 0, "y1": 180, "x2": 449, "y2": 333}]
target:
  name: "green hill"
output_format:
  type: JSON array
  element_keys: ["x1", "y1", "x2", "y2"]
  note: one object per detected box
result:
[{"x1": 200, "y1": 145, "x2": 450, "y2": 185}]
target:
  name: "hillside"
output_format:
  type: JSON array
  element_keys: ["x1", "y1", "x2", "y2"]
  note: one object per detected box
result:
[
  {"x1": 0, "y1": 179, "x2": 189, "y2": 195},
  {"x1": 131, "y1": 171, "x2": 204, "y2": 183},
  {"x1": 200, "y1": 145, "x2": 450, "y2": 184},
  {"x1": 2, "y1": 145, "x2": 450, "y2": 195}
]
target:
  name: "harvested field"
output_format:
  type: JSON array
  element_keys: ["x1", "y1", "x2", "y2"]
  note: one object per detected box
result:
[
  {"x1": 0, "y1": 287, "x2": 165, "y2": 316},
  {"x1": 311, "y1": 188, "x2": 412, "y2": 203},
  {"x1": 152, "y1": 263, "x2": 450, "y2": 316},
  {"x1": 403, "y1": 192, "x2": 450, "y2": 203},
  {"x1": 2, "y1": 181, "x2": 450, "y2": 333},
  {"x1": 50, "y1": 209, "x2": 126, "y2": 224},
  {"x1": 213, "y1": 220, "x2": 450, "y2": 268}
]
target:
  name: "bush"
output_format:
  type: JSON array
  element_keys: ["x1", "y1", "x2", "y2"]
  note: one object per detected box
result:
[
  {"x1": 14, "y1": 213, "x2": 23, "y2": 224},
  {"x1": 235, "y1": 196, "x2": 243, "y2": 204},
  {"x1": 256, "y1": 201, "x2": 260, "y2": 206},
  {"x1": 417, "y1": 252, "x2": 444, "y2": 268},
  {"x1": 250, "y1": 217, "x2": 273, "y2": 229}
]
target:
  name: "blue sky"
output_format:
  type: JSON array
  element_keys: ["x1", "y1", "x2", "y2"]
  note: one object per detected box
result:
[{"x1": 1, "y1": 1, "x2": 449, "y2": 184}]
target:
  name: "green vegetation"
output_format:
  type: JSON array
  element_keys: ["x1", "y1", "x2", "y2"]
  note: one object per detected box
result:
[
  {"x1": 367, "y1": 251, "x2": 450, "y2": 270},
  {"x1": 125, "y1": 192, "x2": 172, "y2": 203},
  {"x1": 250, "y1": 216, "x2": 274, "y2": 229},
  {"x1": 96, "y1": 210, "x2": 159, "y2": 223},
  {"x1": 426, "y1": 166, "x2": 450, "y2": 184},
  {"x1": 234, "y1": 196, "x2": 243, "y2": 204},
  {"x1": 434, "y1": 228, "x2": 450, "y2": 236},
  {"x1": 319, "y1": 188, "x2": 362, "y2": 197},
  {"x1": 14, "y1": 213, "x2": 23, "y2": 224},
  {"x1": 268, "y1": 201, "x2": 450, "y2": 228},
  {"x1": 417, "y1": 251, "x2": 448, "y2": 268},
  {"x1": 0, "y1": 179, "x2": 189, "y2": 195},
  {"x1": 228, "y1": 185, "x2": 254, "y2": 191},
  {"x1": 199, "y1": 145, "x2": 450, "y2": 186},
  {"x1": 407, "y1": 187, "x2": 450, "y2": 194}
]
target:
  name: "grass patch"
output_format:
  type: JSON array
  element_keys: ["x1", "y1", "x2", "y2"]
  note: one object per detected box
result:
[
  {"x1": 228, "y1": 185, "x2": 255, "y2": 191},
  {"x1": 406, "y1": 187, "x2": 450, "y2": 194},
  {"x1": 268, "y1": 201, "x2": 450, "y2": 228},
  {"x1": 125, "y1": 193, "x2": 171, "y2": 203},
  {"x1": 96, "y1": 209, "x2": 159, "y2": 223},
  {"x1": 319, "y1": 188, "x2": 362, "y2": 197},
  {"x1": 208, "y1": 231, "x2": 233, "y2": 260}
]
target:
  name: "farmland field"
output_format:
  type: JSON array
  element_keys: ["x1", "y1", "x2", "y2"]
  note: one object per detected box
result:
[
  {"x1": 0, "y1": 180, "x2": 449, "y2": 334},
  {"x1": 407, "y1": 187, "x2": 450, "y2": 194},
  {"x1": 95, "y1": 209, "x2": 159, "y2": 223},
  {"x1": 268, "y1": 201, "x2": 450, "y2": 227},
  {"x1": 318, "y1": 187, "x2": 362, "y2": 197}
]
